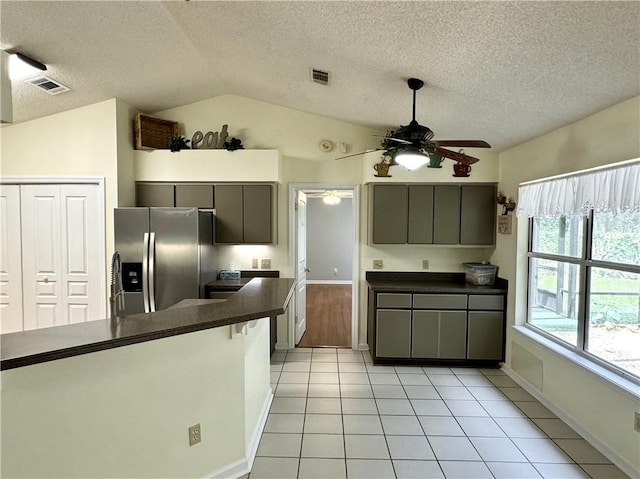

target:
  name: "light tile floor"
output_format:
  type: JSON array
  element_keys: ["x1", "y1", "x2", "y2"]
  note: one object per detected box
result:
[{"x1": 249, "y1": 348, "x2": 629, "y2": 479}]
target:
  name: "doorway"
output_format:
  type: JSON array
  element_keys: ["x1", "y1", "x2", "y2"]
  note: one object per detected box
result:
[{"x1": 289, "y1": 184, "x2": 359, "y2": 350}]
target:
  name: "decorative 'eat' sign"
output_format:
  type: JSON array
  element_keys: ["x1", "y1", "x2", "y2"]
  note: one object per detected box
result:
[{"x1": 191, "y1": 124, "x2": 229, "y2": 149}]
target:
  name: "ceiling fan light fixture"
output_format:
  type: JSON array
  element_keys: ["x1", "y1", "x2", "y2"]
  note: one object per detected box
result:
[
  {"x1": 394, "y1": 148, "x2": 430, "y2": 171},
  {"x1": 8, "y1": 52, "x2": 47, "y2": 80},
  {"x1": 323, "y1": 190, "x2": 342, "y2": 205}
]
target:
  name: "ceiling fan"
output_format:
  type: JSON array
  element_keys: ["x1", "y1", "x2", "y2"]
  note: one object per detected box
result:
[{"x1": 335, "y1": 78, "x2": 491, "y2": 170}]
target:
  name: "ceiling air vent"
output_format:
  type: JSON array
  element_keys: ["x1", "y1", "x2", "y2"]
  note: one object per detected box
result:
[
  {"x1": 25, "y1": 75, "x2": 70, "y2": 95},
  {"x1": 310, "y1": 68, "x2": 330, "y2": 86}
]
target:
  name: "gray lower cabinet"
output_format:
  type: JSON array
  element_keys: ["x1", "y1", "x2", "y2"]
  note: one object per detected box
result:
[
  {"x1": 467, "y1": 294, "x2": 505, "y2": 360},
  {"x1": 467, "y1": 311, "x2": 504, "y2": 360},
  {"x1": 372, "y1": 291, "x2": 505, "y2": 363},
  {"x1": 412, "y1": 310, "x2": 467, "y2": 359},
  {"x1": 376, "y1": 309, "x2": 411, "y2": 358}
]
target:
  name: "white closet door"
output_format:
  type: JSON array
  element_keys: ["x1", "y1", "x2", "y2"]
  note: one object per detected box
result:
[
  {"x1": 21, "y1": 185, "x2": 63, "y2": 330},
  {"x1": 0, "y1": 185, "x2": 24, "y2": 333},
  {"x1": 60, "y1": 184, "x2": 104, "y2": 324}
]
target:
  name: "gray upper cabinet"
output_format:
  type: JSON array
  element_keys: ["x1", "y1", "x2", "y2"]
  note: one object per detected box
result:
[
  {"x1": 136, "y1": 183, "x2": 174, "y2": 207},
  {"x1": 215, "y1": 184, "x2": 273, "y2": 244},
  {"x1": 372, "y1": 185, "x2": 408, "y2": 244},
  {"x1": 214, "y1": 185, "x2": 244, "y2": 243},
  {"x1": 433, "y1": 185, "x2": 460, "y2": 244},
  {"x1": 408, "y1": 185, "x2": 434, "y2": 244},
  {"x1": 175, "y1": 185, "x2": 214, "y2": 208},
  {"x1": 243, "y1": 185, "x2": 272, "y2": 243},
  {"x1": 460, "y1": 185, "x2": 496, "y2": 245},
  {"x1": 370, "y1": 182, "x2": 496, "y2": 246}
]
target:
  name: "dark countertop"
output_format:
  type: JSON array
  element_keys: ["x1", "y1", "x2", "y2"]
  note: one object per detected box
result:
[
  {"x1": 366, "y1": 272, "x2": 508, "y2": 294},
  {"x1": 1, "y1": 278, "x2": 295, "y2": 371},
  {"x1": 205, "y1": 271, "x2": 280, "y2": 292},
  {"x1": 205, "y1": 278, "x2": 252, "y2": 291}
]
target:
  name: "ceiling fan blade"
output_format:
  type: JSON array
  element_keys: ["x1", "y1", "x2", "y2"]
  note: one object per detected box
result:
[
  {"x1": 334, "y1": 148, "x2": 384, "y2": 161},
  {"x1": 435, "y1": 140, "x2": 491, "y2": 148},
  {"x1": 434, "y1": 147, "x2": 480, "y2": 165},
  {"x1": 385, "y1": 137, "x2": 412, "y2": 145}
]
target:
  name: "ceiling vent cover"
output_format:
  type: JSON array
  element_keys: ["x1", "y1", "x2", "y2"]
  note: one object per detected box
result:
[
  {"x1": 25, "y1": 75, "x2": 70, "y2": 95},
  {"x1": 311, "y1": 68, "x2": 330, "y2": 86}
]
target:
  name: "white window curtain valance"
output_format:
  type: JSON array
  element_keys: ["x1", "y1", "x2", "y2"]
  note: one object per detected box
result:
[{"x1": 517, "y1": 161, "x2": 640, "y2": 218}]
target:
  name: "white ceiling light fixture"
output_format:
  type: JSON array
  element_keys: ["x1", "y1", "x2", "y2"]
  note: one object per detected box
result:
[
  {"x1": 393, "y1": 147, "x2": 430, "y2": 171},
  {"x1": 8, "y1": 52, "x2": 47, "y2": 80},
  {"x1": 323, "y1": 190, "x2": 342, "y2": 205}
]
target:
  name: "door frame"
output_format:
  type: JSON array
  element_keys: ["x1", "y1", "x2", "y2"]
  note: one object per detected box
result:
[
  {"x1": 0, "y1": 177, "x2": 107, "y2": 319},
  {"x1": 288, "y1": 183, "x2": 360, "y2": 350}
]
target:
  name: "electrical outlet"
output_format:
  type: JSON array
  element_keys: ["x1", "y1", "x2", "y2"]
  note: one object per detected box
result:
[
  {"x1": 261, "y1": 258, "x2": 271, "y2": 269},
  {"x1": 333, "y1": 267, "x2": 338, "y2": 276},
  {"x1": 251, "y1": 258, "x2": 258, "y2": 269},
  {"x1": 373, "y1": 259, "x2": 383, "y2": 269},
  {"x1": 189, "y1": 424, "x2": 201, "y2": 446},
  {"x1": 422, "y1": 259, "x2": 430, "y2": 269},
  {"x1": 634, "y1": 412, "x2": 640, "y2": 433}
]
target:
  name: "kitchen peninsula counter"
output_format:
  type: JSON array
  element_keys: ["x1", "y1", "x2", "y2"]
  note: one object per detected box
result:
[{"x1": 1, "y1": 277, "x2": 295, "y2": 371}]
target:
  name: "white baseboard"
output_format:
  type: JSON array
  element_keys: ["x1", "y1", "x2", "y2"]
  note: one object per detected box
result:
[
  {"x1": 208, "y1": 390, "x2": 274, "y2": 479},
  {"x1": 502, "y1": 365, "x2": 639, "y2": 479},
  {"x1": 306, "y1": 280, "x2": 353, "y2": 285},
  {"x1": 245, "y1": 390, "x2": 274, "y2": 471},
  {"x1": 357, "y1": 343, "x2": 369, "y2": 351},
  {"x1": 275, "y1": 342, "x2": 290, "y2": 350}
]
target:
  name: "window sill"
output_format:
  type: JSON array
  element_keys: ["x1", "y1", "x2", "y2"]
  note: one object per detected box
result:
[{"x1": 512, "y1": 325, "x2": 640, "y2": 401}]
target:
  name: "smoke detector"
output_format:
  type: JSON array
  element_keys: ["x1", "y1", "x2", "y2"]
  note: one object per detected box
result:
[{"x1": 24, "y1": 75, "x2": 70, "y2": 95}]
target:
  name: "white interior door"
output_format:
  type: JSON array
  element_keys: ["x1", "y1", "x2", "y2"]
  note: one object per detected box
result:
[
  {"x1": 0, "y1": 185, "x2": 24, "y2": 333},
  {"x1": 60, "y1": 185, "x2": 103, "y2": 324},
  {"x1": 21, "y1": 184, "x2": 104, "y2": 330},
  {"x1": 295, "y1": 191, "x2": 307, "y2": 344},
  {"x1": 21, "y1": 185, "x2": 63, "y2": 330}
]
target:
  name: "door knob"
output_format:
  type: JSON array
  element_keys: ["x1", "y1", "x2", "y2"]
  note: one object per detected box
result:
[
  {"x1": 44, "y1": 277, "x2": 49, "y2": 283},
  {"x1": 304, "y1": 268, "x2": 310, "y2": 273}
]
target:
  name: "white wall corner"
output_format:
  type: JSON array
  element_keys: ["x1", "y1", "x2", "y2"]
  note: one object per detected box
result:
[{"x1": 501, "y1": 364, "x2": 640, "y2": 479}]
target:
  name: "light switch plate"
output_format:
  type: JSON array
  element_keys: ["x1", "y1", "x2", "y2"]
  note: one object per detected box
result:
[
  {"x1": 422, "y1": 259, "x2": 430, "y2": 269},
  {"x1": 251, "y1": 258, "x2": 258, "y2": 269},
  {"x1": 373, "y1": 259, "x2": 383, "y2": 269},
  {"x1": 261, "y1": 259, "x2": 271, "y2": 269}
]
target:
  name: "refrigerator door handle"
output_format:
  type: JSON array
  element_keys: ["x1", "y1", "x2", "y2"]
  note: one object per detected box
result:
[
  {"x1": 142, "y1": 232, "x2": 150, "y2": 313},
  {"x1": 149, "y1": 232, "x2": 157, "y2": 312}
]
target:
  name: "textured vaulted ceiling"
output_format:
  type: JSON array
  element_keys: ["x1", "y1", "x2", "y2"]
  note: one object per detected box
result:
[{"x1": 1, "y1": 1, "x2": 639, "y2": 151}]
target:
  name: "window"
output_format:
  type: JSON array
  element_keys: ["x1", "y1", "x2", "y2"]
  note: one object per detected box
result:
[
  {"x1": 520, "y1": 161, "x2": 640, "y2": 382},
  {"x1": 527, "y1": 209, "x2": 640, "y2": 380}
]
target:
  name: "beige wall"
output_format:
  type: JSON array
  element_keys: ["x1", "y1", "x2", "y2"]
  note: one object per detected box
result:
[
  {"x1": 491, "y1": 95, "x2": 640, "y2": 474},
  {"x1": 0, "y1": 99, "x2": 124, "y2": 313},
  {"x1": 1, "y1": 320, "x2": 271, "y2": 478}
]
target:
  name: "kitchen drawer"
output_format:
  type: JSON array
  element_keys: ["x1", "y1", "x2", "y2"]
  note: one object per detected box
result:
[
  {"x1": 377, "y1": 293, "x2": 412, "y2": 308},
  {"x1": 413, "y1": 294, "x2": 467, "y2": 310},
  {"x1": 468, "y1": 294, "x2": 504, "y2": 310}
]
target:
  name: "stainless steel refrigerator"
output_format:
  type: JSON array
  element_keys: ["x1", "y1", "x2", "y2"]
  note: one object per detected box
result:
[{"x1": 114, "y1": 207, "x2": 217, "y2": 315}]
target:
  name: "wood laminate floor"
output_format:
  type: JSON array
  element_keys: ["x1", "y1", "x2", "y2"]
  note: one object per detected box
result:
[{"x1": 298, "y1": 284, "x2": 351, "y2": 348}]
